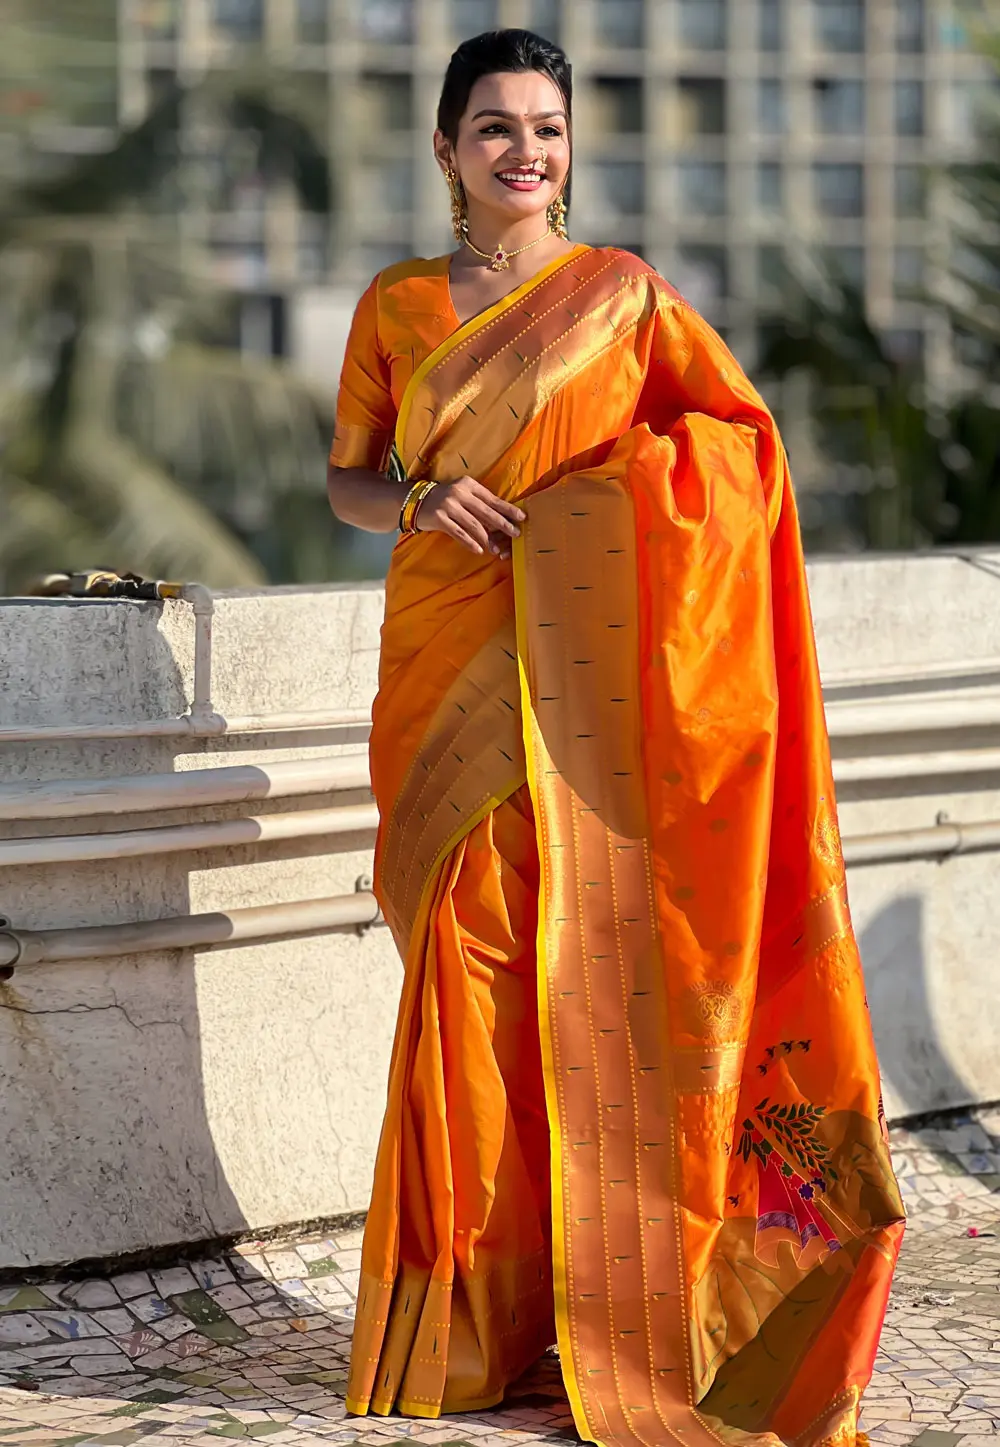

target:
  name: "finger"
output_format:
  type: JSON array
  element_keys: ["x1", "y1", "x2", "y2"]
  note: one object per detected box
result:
[
  {"x1": 465, "y1": 495, "x2": 522, "y2": 538},
  {"x1": 469, "y1": 483, "x2": 526, "y2": 523},
  {"x1": 444, "y1": 519, "x2": 485, "y2": 554},
  {"x1": 446, "y1": 503, "x2": 491, "y2": 552}
]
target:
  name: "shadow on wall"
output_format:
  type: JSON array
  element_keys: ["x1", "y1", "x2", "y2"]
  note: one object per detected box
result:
[
  {"x1": 860, "y1": 892, "x2": 977, "y2": 1122},
  {"x1": 0, "y1": 602, "x2": 248, "y2": 1272}
]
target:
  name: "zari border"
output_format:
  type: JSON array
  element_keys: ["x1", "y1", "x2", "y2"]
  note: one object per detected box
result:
[
  {"x1": 394, "y1": 245, "x2": 593, "y2": 464},
  {"x1": 512, "y1": 531, "x2": 593, "y2": 1445}
]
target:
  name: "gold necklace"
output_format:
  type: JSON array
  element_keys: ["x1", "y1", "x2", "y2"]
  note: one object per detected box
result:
[{"x1": 462, "y1": 226, "x2": 552, "y2": 273}]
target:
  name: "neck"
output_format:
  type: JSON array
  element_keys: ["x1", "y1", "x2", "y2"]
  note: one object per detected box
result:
[{"x1": 462, "y1": 210, "x2": 552, "y2": 258}]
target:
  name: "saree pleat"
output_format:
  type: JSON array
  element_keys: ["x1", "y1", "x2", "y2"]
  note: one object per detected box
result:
[
  {"x1": 337, "y1": 246, "x2": 904, "y2": 1447},
  {"x1": 350, "y1": 788, "x2": 555, "y2": 1417}
]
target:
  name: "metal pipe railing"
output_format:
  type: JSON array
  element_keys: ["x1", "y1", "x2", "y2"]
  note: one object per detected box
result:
[
  {"x1": 1, "y1": 812, "x2": 997, "y2": 973},
  {"x1": 832, "y1": 746, "x2": 1000, "y2": 785},
  {"x1": 2, "y1": 577, "x2": 999, "y2": 748},
  {"x1": 842, "y1": 815, "x2": 1000, "y2": 867},
  {"x1": 0, "y1": 803, "x2": 379, "y2": 867},
  {"x1": 826, "y1": 691, "x2": 1000, "y2": 738},
  {"x1": 0, "y1": 755, "x2": 371, "y2": 822},
  {"x1": 0, "y1": 891, "x2": 383, "y2": 972}
]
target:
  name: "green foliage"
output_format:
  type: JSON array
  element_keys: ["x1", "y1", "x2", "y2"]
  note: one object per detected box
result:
[
  {"x1": 760, "y1": 284, "x2": 958, "y2": 551},
  {"x1": 760, "y1": 14, "x2": 1000, "y2": 553},
  {"x1": 0, "y1": 8, "x2": 357, "y2": 593}
]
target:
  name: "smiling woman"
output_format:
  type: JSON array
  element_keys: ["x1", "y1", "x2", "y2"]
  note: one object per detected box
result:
[{"x1": 326, "y1": 28, "x2": 903, "y2": 1447}]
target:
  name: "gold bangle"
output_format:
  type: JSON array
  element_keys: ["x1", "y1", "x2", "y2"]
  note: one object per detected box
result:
[{"x1": 399, "y1": 480, "x2": 437, "y2": 536}]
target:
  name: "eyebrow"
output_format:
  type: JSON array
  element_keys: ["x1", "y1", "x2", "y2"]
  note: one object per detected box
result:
[{"x1": 471, "y1": 108, "x2": 566, "y2": 121}]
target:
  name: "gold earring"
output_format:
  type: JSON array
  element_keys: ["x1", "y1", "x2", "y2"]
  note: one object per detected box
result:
[
  {"x1": 444, "y1": 164, "x2": 468, "y2": 242},
  {"x1": 548, "y1": 190, "x2": 568, "y2": 240}
]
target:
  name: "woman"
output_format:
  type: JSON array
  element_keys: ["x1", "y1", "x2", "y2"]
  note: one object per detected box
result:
[{"x1": 327, "y1": 29, "x2": 904, "y2": 1447}]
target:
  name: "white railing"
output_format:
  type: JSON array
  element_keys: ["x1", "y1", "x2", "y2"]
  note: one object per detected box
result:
[{"x1": 3, "y1": 589, "x2": 1000, "y2": 971}]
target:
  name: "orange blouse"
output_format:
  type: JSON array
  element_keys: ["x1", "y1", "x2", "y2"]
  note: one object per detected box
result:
[{"x1": 329, "y1": 257, "x2": 459, "y2": 473}]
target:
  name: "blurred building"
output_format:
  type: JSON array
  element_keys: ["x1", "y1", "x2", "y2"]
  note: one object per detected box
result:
[{"x1": 107, "y1": 0, "x2": 989, "y2": 383}]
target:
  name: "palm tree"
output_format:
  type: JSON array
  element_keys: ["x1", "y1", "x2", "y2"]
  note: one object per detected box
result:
[
  {"x1": 758, "y1": 12, "x2": 1000, "y2": 553},
  {"x1": 0, "y1": 3, "x2": 348, "y2": 593},
  {"x1": 759, "y1": 276, "x2": 954, "y2": 552}
]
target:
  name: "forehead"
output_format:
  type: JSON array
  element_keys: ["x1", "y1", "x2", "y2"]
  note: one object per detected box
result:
[{"x1": 462, "y1": 70, "x2": 566, "y2": 123}]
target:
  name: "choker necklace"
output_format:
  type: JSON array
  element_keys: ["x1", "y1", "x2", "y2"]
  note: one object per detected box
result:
[{"x1": 462, "y1": 226, "x2": 552, "y2": 273}]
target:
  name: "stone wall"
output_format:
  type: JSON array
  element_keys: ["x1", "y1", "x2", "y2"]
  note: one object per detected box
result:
[{"x1": 1, "y1": 555, "x2": 999, "y2": 1269}]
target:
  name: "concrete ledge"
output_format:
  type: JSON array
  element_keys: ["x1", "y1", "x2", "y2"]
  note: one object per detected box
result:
[{"x1": 1, "y1": 552, "x2": 999, "y2": 1267}]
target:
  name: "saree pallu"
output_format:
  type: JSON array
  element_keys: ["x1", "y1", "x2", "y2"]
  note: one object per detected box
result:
[{"x1": 345, "y1": 247, "x2": 905, "y2": 1447}]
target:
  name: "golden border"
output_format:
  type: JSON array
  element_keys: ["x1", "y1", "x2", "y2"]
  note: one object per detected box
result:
[
  {"x1": 395, "y1": 246, "x2": 592, "y2": 464},
  {"x1": 512, "y1": 530, "x2": 594, "y2": 1445}
]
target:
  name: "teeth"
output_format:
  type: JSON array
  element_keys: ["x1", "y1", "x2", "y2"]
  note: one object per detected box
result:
[{"x1": 498, "y1": 172, "x2": 543, "y2": 182}]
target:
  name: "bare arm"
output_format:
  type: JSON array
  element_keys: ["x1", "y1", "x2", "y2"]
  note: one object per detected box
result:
[
  {"x1": 327, "y1": 466, "x2": 407, "y2": 534},
  {"x1": 327, "y1": 466, "x2": 525, "y2": 558}
]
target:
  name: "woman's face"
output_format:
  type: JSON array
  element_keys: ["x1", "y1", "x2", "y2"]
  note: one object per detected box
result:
[{"x1": 436, "y1": 70, "x2": 570, "y2": 232}]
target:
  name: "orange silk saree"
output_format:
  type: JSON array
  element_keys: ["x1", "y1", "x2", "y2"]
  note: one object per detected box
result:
[{"x1": 330, "y1": 246, "x2": 904, "y2": 1447}]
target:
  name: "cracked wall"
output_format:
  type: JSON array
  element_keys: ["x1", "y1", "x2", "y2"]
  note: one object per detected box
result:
[{"x1": 1, "y1": 564, "x2": 999, "y2": 1270}]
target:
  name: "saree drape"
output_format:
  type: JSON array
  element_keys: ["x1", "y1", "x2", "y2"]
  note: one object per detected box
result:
[{"x1": 333, "y1": 246, "x2": 905, "y2": 1447}]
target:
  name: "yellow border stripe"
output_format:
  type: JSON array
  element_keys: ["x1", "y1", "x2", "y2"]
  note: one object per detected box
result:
[
  {"x1": 513, "y1": 532, "x2": 595, "y2": 1445},
  {"x1": 395, "y1": 246, "x2": 592, "y2": 466}
]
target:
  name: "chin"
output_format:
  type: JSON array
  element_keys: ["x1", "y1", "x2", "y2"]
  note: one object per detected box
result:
[{"x1": 491, "y1": 194, "x2": 553, "y2": 222}]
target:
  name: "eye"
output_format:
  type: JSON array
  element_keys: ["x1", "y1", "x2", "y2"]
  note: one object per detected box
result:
[
  {"x1": 538, "y1": 126, "x2": 562, "y2": 138},
  {"x1": 479, "y1": 123, "x2": 510, "y2": 135}
]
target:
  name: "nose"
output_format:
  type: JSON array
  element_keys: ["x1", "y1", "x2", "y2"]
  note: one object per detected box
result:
[{"x1": 505, "y1": 124, "x2": 544, "y2": 165}]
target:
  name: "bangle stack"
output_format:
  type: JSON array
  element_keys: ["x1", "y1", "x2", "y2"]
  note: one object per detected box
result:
[{"x1": 399, "y1": 479, "x2": 438, "y2": 536}]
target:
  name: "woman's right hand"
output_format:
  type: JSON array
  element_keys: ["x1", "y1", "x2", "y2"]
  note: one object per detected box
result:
[{"x1": 415, "y1": 477, "x2": 525, "y2": 559}]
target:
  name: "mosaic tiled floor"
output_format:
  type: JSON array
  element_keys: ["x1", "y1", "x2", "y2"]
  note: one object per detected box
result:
[{"x1": 1, "y1": 1107, "x2": 998, "y2": 1447}]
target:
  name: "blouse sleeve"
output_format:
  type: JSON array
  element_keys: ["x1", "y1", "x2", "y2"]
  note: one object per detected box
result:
[{"x1": 329, "y1": 275, "x2": 396, "y2": 472}]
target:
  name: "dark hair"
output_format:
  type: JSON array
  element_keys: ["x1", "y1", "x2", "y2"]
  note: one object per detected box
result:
[{"x1": 436, "y1": 29, "x2": 573, "y2": 143}]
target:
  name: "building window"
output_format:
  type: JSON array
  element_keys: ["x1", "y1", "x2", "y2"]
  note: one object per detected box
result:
[
  {"x1": 895, "y1": 164, "x2": 926, "y2": 216},
  {"x1": 678, "y1": 161, "x2": 727, "y2": 216},
  {"x1": 679, "y1": 0, "x2": 727, "y2": 51},
  {"x1": 953, "y1": 326, "x2": 993, "y2": 370},
  {"x1": 590, "y1": 161, "x2": 645, "y2": 216},
  {"x1": 593, "y1": 77, "x2": 645, "y2": 134},
  {"x1": 814, "y1": 162, "x2": 864, "y2": 216},
  {"x1": 894, "y1": 245, "x2": 924, "y2": 299},
  {"x1": 675, "y1": 246, "x2": 729, "y2": 315},
  {"x1": 759, "y1": 0, "x2": 782, "y2": 51},
  {"x1": 757, "y1": 161, "x2": 783, "y2": 212},
  {"x1": 897, "y1": 0, "x2": 925, "y2": 52},
  {"x1": 358, "y1": 73, "x2": 414, "y2": 132},
  {"x1": 213, "y1": 0, "x2": 263, "y2": 39},
  {"x1": 823, "y1": 245, "x2": 865, "y2": 288},
  {"x1": 677, "y1": 78, "x2": 727, "y2": 137},
  {"x1": 596, "y1": 0, "x2": 644, "y2": 48},
  {"x1": 146, "y1": 66, "x2": 178, "y2": 109},
  {"x1": 758, "y1": 245, "x2": 789, "y2": 299},
  {"x1": 369, "y1": 158, "x2": 415, "y2": 214},
  {"x1": 813, "y1": 0, "x2": 865, "y2": 53},
  {"x1": 895, "y1": 80, "x2": 925, "y2": 136},
  {"x1": 360, "y1": 0, "x2": 414, "y2": 42},
  {"x1": 883, "y1": 328, "x2": 924, "y2": 366},
  {"x1": 757, "y1": 79, "x2": 785, "y2": 135},
  {"x1": 450, "y1": 0, "x2": 499, "y2": 39},
  {"x1": 297, "y1": 0, "x2": 327, "y2": 42},
  {"x1": 529, "y1": 0, "x2": 561, "y2": 43},
  {"x1": 814, "y1": 78, "x2": 865, "y2": 134}
]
